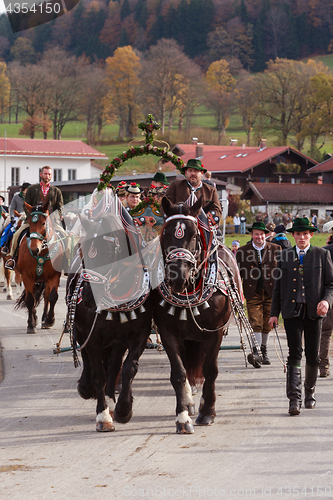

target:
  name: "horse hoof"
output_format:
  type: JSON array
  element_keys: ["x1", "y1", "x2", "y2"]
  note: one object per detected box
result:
[
  {"x1": 41, "y1": 320, "x2": 55, "y2": 329},
  {"x1": 6, "y1": 295, "x2": 12, "y2": 300},
  {"x1": 195, "y1": 413, "x2": 215, "y2": 426},
  {"x1": 247, "y1": 353, "x2": 262, "y2": 368},
  {"x1": 96, "y1": 421, "x2": 115, "y2": 432},
  {"x1": 176, "y1": 421, "x2": 194, "y2": 434},
  {"x1": 113, "y1": 407, "x2": 133, "y2": 424},
  {"x1": 27, "y1": 326, "x2": 37, "y2": 334},
  {"x1": 187, "y1": 404, "x2": 196, "y2": 416}
]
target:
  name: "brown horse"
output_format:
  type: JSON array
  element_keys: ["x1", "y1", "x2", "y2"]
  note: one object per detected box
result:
[
  {"x1": 15, "y1": 202, "x2": 63, "y2": 334},
  {"x1": 0, "y1": 211, "x2": 23, "y2": 300}
]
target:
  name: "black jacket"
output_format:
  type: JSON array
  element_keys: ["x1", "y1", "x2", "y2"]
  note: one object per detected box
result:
[{"x1": 270, "y1": 245, "x2": 333, "y2": 320}]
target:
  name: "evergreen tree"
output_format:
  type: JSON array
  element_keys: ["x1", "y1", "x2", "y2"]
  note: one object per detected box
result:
[
  {"x1": 283, "y1": 2, "x2": 299, "y2": 60},
  {"x1": 184, "y1": 0, "x2": 214, "y2": 58},
  {"x1": 251, "y1": 0, "x2": 270, "y2": 72},
  {"x1": 239, "y1": 0, "x2": 250, "y2": 25},
  {"x1": 120, "y1": 0, "x2": 131, "y2": 20},
  {"x1": 119, "y1": 28, "x2": 129, "y2": 47},
  {"x1": 135, "y1": 0, "x2": 148, "y2": 28}
]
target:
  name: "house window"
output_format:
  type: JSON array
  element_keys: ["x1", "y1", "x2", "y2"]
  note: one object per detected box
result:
[
  {"x1": 11, "y1": 167, "x2": 19, "y2": 186},
  {"x1": 227, "y1": 177, "x2": 235, "y2": 184},
  {"x1": 68, "y1": 169, "x2": 76, "y2": 181},
  {"x1": 54, "y1": 169, "x2": 62, "y2": 182}
]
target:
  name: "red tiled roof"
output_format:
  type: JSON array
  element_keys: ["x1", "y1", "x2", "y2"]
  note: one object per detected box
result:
[
  {"x1": 172, "y1": 144, "x2": 317, "y2": 173},
  {"x1": 307, "y1": 157, "x2": 333, "y2": 173},
  {"x1": 242, "y1": 182, "x2": 333, "y2": 203},
  {"x1": 0, "y1": 138, "x2": 107, "y2": 159}
]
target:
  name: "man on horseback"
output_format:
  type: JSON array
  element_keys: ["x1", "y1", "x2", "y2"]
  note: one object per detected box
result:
[
  {"x1": 165, "y1": 159, "x2": 221, "y2": 223},
  {"x1": 6, "y1": 166, "x2": 68, "y2": 271}
]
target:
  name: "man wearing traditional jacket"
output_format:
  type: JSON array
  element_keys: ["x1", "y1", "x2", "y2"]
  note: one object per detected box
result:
[{"x1": 269, "y1": 217, "x2": 333, "y2": 416}]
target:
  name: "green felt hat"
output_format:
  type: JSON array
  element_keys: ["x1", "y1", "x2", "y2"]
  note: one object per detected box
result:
[
  {"x1": 248, "y1": 221, "x2": 270, "y2": 234},
  {"x1": 181, "y1": 159, "x2": 207, "y2": 175},
  {"x1": 151, "y1": 172, "x2": 170, "y2": 185},
  {"x1": 286, "y1": 217, "x2": 318, "y2": 233}
]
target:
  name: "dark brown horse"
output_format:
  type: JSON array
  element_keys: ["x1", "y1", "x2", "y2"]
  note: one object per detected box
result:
[
  {"x1": 67, "y1": 206, "x2": 153, "y2": 432},
  {"x1": 152, "y1": 196, "x2": 235, "y2": 433},
  {"x1": 16, "y1": 202, "x2": 63, "y2": 333}
]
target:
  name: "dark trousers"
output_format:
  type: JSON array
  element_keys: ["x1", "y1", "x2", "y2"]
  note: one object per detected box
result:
[{"x1": 284, "y1": 308, "x2": 322, "y2": 367}]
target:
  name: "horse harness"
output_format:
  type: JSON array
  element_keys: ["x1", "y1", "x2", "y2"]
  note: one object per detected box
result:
[{"x1": 27, "y1": 209, "x2": 64, "y2": 276}]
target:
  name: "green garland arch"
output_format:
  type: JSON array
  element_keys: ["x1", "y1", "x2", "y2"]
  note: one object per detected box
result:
[{"x1": 97, "y1": 114, "x2": 185, "y2": 191}]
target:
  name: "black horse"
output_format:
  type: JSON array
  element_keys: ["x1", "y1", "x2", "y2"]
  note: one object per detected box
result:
[
  {"x1": 67, "y1": 209, "x2": 153, "y2": 432},
  {"x1": 152, "y1": 196, "x2": 236, "y2": 434}
]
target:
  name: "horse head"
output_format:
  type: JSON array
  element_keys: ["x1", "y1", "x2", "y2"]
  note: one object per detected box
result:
[
  {"x1": 80, "y1": 213, "x2": 125, "y2": 308},
  {"x1": 25, "y1": 201, "x2": 49, "y2": 257},
  {"x1": 161, "y1": 196, "x2": 205, "y2": 294}
]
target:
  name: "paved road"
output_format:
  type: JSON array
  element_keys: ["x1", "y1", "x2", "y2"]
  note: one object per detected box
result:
[{"x1": 1, "y1": 278, "x2": 333, "y2": 500}]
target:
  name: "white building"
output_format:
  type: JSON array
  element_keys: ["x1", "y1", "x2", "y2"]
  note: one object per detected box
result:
[{"x1": 0, "y1": 138, "x2": 107, "y2": 204}]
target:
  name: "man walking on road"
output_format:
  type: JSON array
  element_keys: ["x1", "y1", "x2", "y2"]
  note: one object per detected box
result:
[
  {"x1": 236, "y1": 221, "x2": 280, "y2": 367},
  {"x1": 269, "y1": 217, "x2": 333, "y2": 416}
]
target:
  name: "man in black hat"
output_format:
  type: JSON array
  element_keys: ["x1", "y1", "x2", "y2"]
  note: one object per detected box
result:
[
  {"x1": 269, "y1": 217, "x2": 333, "y2": 416},
  {"x1": 165, "y1": 159, "x2": 221, "y2": 221},
  {"x1": 236, "y1": 221, "x2": 280, "y2": 367},
  {"x1": 271, "y1": 224, "x2": 292, "y2": 250}
]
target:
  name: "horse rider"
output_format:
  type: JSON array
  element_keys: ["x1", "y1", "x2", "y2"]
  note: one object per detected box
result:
[
  {"x1": 150, "y1": 171, "x2": 170, "y2": 188},
  {"x1": 6, "y1": 166, "x2": 68, "y2": 271},
  {"x1": 1, "y1": 183, "x2": 31, "y2": 256},
  {"x1": 165, "y1": 159, "x2": 221, "y2": 225},
  {"x1": 0, "y1": 195, "x2": 8, "y2": 218},
  {"x1": 269, "y1": 217, "x2": 333, "y2": 416},
  {"x1": 125, "y1": 183, "x2": 143, "y2": 212},
  {"x1": 236, "y1": 221, "x2": 280, "y2": 367}
]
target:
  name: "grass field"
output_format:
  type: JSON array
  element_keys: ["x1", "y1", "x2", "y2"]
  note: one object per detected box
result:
[{"x1": 224, "y1": 232, "x2": 329, "y2": 250}]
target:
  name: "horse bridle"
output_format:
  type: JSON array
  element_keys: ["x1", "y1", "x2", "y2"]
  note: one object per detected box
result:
[
  {"x1": 163, "y1": 214, "x2": 202, "y2": 280},
  {"x1": 28, "y1": 209, "x2": 49, "y2": 244}
]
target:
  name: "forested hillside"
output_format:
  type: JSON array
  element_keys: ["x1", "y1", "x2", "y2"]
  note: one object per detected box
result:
[{"x1": 0, "y1": 0, "x2": 332, "y2": 71}]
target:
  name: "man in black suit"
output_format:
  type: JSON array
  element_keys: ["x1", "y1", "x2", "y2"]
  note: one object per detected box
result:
[
  {"x1": 269, "y1": 217, "x2": 333, "y2": 416},
  {"x1": 319, "y1": 234, "x2": 333, "y2": 377}
]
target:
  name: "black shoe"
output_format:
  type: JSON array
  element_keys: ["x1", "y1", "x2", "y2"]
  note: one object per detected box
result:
[
  {"x1": 261, "y1": 345, "x2": 271, "y2": 365},
  {"x1": 289, "y1": 400, "x2": 301, "y2": 416},
  {"x1": 247, "y1": 349, "x2": 262, "y2": 368}
]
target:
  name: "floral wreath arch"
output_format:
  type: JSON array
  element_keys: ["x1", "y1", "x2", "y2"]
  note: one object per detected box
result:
[{"x1": 97, "y1": 114, "x2": 185, "y2": 191}]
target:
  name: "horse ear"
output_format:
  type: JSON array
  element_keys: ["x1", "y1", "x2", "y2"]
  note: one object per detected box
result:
[
  {"x1": 203, "y1": 201, "x2": 214, "y2": 214},
  {"x1": 79, "y1": 215, "x2": 92, "y2": 234},
  {"x1": 42, "y1": 202, "x2": 49, "y2": 214},
  {"x1": 189, "y1": 196, "x2": 204, "y2": 218},
  {"x1": 25, "y1": 202, "x2": 32, "y2": 214},
  {"x1": 161, "y1": 196, "x2": 173, "y2": 216}
]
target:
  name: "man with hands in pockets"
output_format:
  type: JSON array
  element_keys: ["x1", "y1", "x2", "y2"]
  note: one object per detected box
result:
[{"x1": 269, "y1": 217, "x2": 333, "y2": 416}]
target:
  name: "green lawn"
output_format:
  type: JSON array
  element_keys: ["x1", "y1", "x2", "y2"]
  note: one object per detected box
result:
[{"x1": 224, "y1": 232, "x2": 329, "y2": 250}]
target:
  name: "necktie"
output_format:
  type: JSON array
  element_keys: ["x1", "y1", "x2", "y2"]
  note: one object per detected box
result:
[{"x1": 299, "y1": 250, "x2": 305, "y2": 265}]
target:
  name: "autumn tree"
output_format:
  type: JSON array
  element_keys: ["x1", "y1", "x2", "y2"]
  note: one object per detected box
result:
[
  {"x1": 205, "y1": 59, "x2": 236, "y2": 144},
  {"x1": 253, "y1": 58, "x2": 308, "y2": 145},
  {"x1": 9, "y1": 38, "x2": 37, "y2": 65},
  {"x1": 104, "y1": 45, "x2": 142, "y2": 140},
  {"x1": 0, "y1": 62, "x2": 10, "y2": 124},
  {"x1": 79, "y1": 65, "x2": 107, "y2": 144},
  {"x1": 40, "y1": 48, "x2": 88, "y2": 140},
  {"x1": 235, "y1": 71, "x2": 260, "y2": 146},
  {"x1": 141, "y1": 38, "x2": 201, "y2": 134}
]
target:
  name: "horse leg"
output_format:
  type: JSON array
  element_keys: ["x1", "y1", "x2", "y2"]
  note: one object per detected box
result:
[
  {"x1": 195, "y1": 335, "x2": 222, "y2": 426},
  {"x1": 42, "y1": 276, "x2": 59, "y2": 328},
  {"x1": 77, "y1": 345, "x2": 96, "y2": 400},
  {"x1": 159, "y1": 332, "x2": 194, "y2": 434},
  {"x1": 104, "y1": 343, "x2": 127, "y2": 418},
  {"x1": 5, "y1": 268, "x2": 13, "y2": 300},
  {"x1": 113, "y1": 337, "x2": 147, "y2": 424},
  {"x1": 88, "y1": 343, "x2": 115, "y2": 432},
  {"x1": 25, "y1": 287, "x2": 38, "y2": 334}
]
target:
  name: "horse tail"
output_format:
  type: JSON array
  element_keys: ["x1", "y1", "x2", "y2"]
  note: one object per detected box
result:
[
  {"x1": 15, "y1": 282, "x2": 46, "y2": 310},
  {"x1": 182, "y1": 339, "x2": 205, "y2": 387}
]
